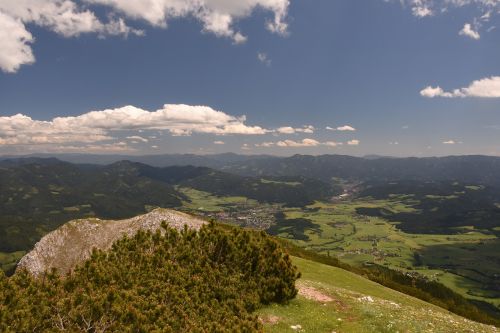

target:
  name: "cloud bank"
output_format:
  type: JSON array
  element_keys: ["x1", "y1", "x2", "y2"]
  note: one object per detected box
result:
[
  {"x1": 256, "y1": 139, "x2": 357, "y2": 148},
  {"x1": 0, "y1": 0, "x2": 290, "y2": 73},
  {"x1": 0, "y1": 104, "x2": 269, "y2": 148}
]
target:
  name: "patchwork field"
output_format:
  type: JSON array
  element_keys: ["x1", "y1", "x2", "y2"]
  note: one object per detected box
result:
[
  {"x1": 270, "y1": 197, "x2": 500, "y2": 309},
  {"x1": 178, "y1": 188, "x2": 500, "y2": 312}
]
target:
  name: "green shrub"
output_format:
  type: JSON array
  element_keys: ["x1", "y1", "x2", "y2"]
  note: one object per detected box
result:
[{"x1": 0, "y1": 222, "x2": 299, "y2": 332}]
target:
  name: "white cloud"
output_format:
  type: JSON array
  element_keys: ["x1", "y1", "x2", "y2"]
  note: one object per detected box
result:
[
  {"x1": 347, "y1": 139, "x2": 360, "y2": 146},
  {"x1": 459, "y1": 23, "x2": 480, "y2": 39},
  {"x1": 257, "y1": 139, "x2": 351, "y2": 148},
  {"x1": 276, "y1": 125, "x2": 315, "y2": 134},
  {"x1": 420, "y1": 76, "x2": 500, "y2": 98},
  {"x1": 324, "y1": 141, "x2": 342, "y2": 147},
  {"x1": 0, "y1": 11, "x2": 35, "y2": 73},
  {"x1": 0, "y1": 0, "x2": 143, "y2": 72},
  {"x1": 394, "y1": 0, "x2": 500, "y2": 37},
  {"x1": 326, "y1": 125, "x2": 356, "y2": 131},
  {"x1": 276, "y1": 138, "x2": 320, "y2": 147},
  {"x1": 337, "y1": 125, "x2": 356, "y2": 131},
  {"x1": 257, "y1": 52, "x2": 271, "y2": 66},
  {"x1": 0, "y1": 0, "x2": 289, "y2": 72},
  {"x1": 255, "y1": 141, "x2": 275, "y2": 147},
  {"x1": 126, "y1": 135, "x2": 149, "y2": 142},
  {"x1": 443, "y1": 140, "x2": 456, "y2": 144},
  {"x1": 0, "y1": 104, "x2": 269, "y2": 149},
  {"x1": 411, "y1": 0, "x2": 433, "y2": 17},
  {"x1": 86, "y1": 0, "x2": 289, "y2": 40},
  {"x1": 213, "y1": 140, "x2": 225, "y2": 145}
]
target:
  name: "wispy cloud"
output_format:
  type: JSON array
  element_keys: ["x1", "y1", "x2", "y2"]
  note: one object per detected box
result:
[
  {"x1": 394, "y1": 0, "x2": 500, "y2": 37},
  {"x1": 257, "y1": 52, "x2": 272, "y2": 66}
]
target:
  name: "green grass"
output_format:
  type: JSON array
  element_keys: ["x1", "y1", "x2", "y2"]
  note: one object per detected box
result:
[
  {"x1": 259, "y1": 257, "x2": 497, "y2": 332},
  {"x1": 178, "y1": 187, "x2": 259, "y2": 212}
]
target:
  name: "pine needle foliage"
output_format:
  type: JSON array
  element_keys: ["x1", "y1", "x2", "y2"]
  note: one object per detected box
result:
[{"x1": 0, "y1": 222, "x2": 299, "y2": 332}]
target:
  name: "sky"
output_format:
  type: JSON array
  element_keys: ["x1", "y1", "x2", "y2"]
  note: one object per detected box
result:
[{"x1": 0, "y1": 0, "x2": 499, "y2": 157}]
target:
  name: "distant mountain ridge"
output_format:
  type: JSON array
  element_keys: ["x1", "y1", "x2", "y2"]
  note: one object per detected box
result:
[{"x1": 2, "y1": 153, "x2": 499, "y2": 185}]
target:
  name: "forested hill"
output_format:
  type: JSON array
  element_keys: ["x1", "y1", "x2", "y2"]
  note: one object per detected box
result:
[{"x1": 0, "y1": 158, "x2": 336, "y2": 255}]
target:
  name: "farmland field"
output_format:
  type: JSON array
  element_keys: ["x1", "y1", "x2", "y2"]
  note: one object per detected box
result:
[{"x1": 179, "y1": 187, "x2": 500, "y2": 310}]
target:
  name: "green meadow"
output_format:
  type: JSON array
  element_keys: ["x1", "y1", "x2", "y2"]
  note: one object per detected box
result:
[{"x1": 259, "y1": 256, "x2": 497, "y2": 332}]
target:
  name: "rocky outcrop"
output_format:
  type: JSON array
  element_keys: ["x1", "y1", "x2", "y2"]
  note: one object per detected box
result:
[{"x1": 17, "y1": 209, "x2": 207, "y2": 276}]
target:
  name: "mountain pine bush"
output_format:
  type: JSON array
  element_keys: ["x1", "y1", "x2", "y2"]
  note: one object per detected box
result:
[{"x1": 0, "y1": 222, "x2": 299, "y2": 332}]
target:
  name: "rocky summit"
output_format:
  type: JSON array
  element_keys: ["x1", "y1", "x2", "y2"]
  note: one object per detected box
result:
[{"x1": 17, "y1": 209, "x2": 207, "y2": 276}]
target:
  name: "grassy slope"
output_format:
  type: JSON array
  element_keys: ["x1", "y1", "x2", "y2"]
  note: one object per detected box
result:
[{"x1": 259, "y1": 256, "x2": 498, "y2": 332}]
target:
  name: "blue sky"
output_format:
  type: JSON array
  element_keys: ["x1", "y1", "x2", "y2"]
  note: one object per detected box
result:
[{"x1": 0, "y1": 0, "x2": 499, "y2": 156}]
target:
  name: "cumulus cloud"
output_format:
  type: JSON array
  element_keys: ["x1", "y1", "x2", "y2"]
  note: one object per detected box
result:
[
  {"x1": 0, "y1": 11, "x2": 35, "y2": 73},
  {"x1": 329, "y1": 125, "x2": 356, "y2": 131},
  {"x1": 276, "y1": 125, "x2": 315, "y2": 134},
  {"x1": 0, "y1": 104, "x2": 269, "y2": 150},
  {"x1": 276, "y1": 138, "x2": 320, "y2": 147},
  {"x1": 420, "y1": 76, "x2": 500, "y2": 98},
  {"x1": 0, "y1": 0, "x2": 290, "y2": 73},
  {"x1": 459, "y1": 23, "x2": 481, "y2": 39},
  {"x1": 87, "y1": 0, "x2": 289, "y2": 38},
  {"x1": 0, "y1": 0, "x2": 143, "y2": 73}
]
